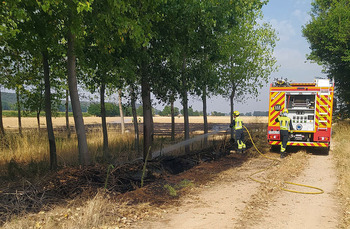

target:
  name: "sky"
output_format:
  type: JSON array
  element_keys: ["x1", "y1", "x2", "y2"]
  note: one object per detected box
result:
[{"x1": 167, "y1": 0, "x2": 325, "y2": 115}]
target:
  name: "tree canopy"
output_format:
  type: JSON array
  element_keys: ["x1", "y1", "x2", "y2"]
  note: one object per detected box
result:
[
  {"x1": 1, "y1": 0, "x2": 277, "y2": 164},
  {"x1": 303, "y1": 0, "x2": 350, "y2": 117}
]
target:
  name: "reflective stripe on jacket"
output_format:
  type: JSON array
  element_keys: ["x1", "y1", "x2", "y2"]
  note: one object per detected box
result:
[
  {"x1": 235, "y1": 117, "x2": 243, "y2": 130},
  {"x1": 278, "y1": 116, "x2": 291, "y2": 130}
]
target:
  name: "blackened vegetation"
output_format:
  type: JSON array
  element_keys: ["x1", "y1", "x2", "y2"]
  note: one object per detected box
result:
[
  {"x1": 0, "y1": 123, "x2": 267, "y2": 225},
  {"x1": 0, "y1": 144, "x2": 229, "y2": 224}
]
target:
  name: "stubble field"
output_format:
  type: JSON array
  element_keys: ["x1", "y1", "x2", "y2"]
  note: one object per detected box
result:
[{"x1": 2, "y1": 116, "x2": 268, "y2": 130}]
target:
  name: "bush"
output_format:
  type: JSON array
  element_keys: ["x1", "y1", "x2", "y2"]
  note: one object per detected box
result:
[
  {"x1": 159, "y1": 105, "x2": 180, "y2": 116},
  {"x1": 87, "y1": 103, "x2": 120, "y2": 117},
  {"x1": 211, "y1": 111, "x2": 226, "y2": 116}
]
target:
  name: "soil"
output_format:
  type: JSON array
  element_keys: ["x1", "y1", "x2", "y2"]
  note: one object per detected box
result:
[
  {"x1": 252, "y1": 154, "x2": 339, "y2": 229},
  {"x1": 131, "y1": 151, "x2": 341, "y2": 229}
]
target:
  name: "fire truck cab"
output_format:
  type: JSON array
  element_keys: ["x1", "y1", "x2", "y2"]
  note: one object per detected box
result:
[{"x1": 267, "y1": 78, "x2": 334, "y2": 154}]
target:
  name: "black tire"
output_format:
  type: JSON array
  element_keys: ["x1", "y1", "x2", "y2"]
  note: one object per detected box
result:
[
  {"x1": 270, "y1": 145, "x2": 280, "y2": 153},
  {"x1": 323, "y1": 146, "x2": 330, "y2": 155}
]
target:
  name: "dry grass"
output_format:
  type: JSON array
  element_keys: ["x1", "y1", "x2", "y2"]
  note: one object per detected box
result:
[
  {"x1": 332, "y1": 121, "x2": 350, "y2": 228},
  {"x1": 0, "y1": 115, "x2": 267, "y2": 173},
  {"x1": 0, "y1": 129, "x2": 141, "y2": 175},
  {"x1": 2, "y1": 116, "x2": 268, "y2": 130},
  {"x1": 0, "y1": 131, "x2": 50, "y2": 163},
  {"x1": 4, "y1": 129, "x2": 225, "y2": 168},
  {"x1": 1, "y1": 191, "x2": 163, "y2": 229}
]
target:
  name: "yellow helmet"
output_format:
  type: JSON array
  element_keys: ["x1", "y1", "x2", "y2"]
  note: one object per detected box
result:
[
  {"x1": 281, "y1": 109, "x2": 288, "y2": 116},
  {"x1": 233, "y1": 111, "x2": 240, "y2": 116}
]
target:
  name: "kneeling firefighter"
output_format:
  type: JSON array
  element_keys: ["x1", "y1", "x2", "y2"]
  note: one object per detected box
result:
[
  {"x1": 230, "y1": 111, "x2": 246, "y2": 152},
  {"x1": 275, "y1": 109, "x2": 294, "y2": 158}
]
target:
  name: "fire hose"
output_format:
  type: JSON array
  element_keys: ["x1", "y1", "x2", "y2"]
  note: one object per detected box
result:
[{"x1": 243, "y1": 125, "x2": 324, "y2": 194}]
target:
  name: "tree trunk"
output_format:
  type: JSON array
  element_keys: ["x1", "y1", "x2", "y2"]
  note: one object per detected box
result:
[
  {"x1": 118, "y1": 89, "x2": 125, "y2": 134},
  {"x1": 36, "y1": 111, "x2": 40, "y2": 133},
  {"x1": 230, "y1": 83, "x2": 236, "y2": 140},
  {"x1": 202, "y1": 85, "x2": 208, "y2": 146},
  {"x1": 67, "y1": 31, "x2": 90, "y2": 166},
  {"x1": 100, "y1": 82, "x2": 109, "y2": 160},
  {"x1": 170, "y1": 99, "x2": 175, "y2": 141},
  {"x1": 42, "y1": 51, "x2": 57, "y2": 170},
  {"x1": 65, "y1": 88, "x2": 71, "y2": 138},
  {"x1": 130, "y1": 86, "x2": 139, "y2": 153},
  {"x1": 0, "y1": 87, "x2": 5, "y2": 136},
  {"x1": 16, "y1": 88, "x2": 22, "y2": 136},
  {"x1": 181, "y1": 55, "x2": 190, "y2": 153},
  {"x1": 141, "y1": 69, "x2": 153, "y2": 160}
]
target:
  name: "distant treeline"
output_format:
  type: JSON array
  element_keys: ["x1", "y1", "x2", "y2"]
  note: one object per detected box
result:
[
  {"x1": 243, "y1": 111, "x2": 269, "y2": 116},
  {"x1": 2, "y1": 92, "x2": 267, "y2": 117},
  {"x1": 1, "y1": 92, "x2": 17, "y2": 110},
  {"x1": 1, "y1": 92, "x2": 90, "y2": 112}
]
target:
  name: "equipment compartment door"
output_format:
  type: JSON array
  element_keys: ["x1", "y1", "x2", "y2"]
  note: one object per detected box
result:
[
  {"x1": 268, "y1": 91, "x2": 286, "y2": 127},
  {"x1": 286, "y1": 94, "x2": 316, "y2": 131}
]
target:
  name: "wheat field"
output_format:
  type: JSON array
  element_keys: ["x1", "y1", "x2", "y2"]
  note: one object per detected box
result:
[{"x1": 2, "y1": 116, "x2": 268, "y2": 130}]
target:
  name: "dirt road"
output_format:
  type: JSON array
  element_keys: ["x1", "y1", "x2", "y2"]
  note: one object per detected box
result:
[
  {"x1": 251, "y1": 154, "x2": 339, "y2": 229},
  {"x1": 136, "y1": 152, "x2": 341, "y2": 229}
]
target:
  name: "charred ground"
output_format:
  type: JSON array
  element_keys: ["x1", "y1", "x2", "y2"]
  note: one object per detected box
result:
[{"x1": 0, "y1": 123, "x2": 266, "y2": 226}]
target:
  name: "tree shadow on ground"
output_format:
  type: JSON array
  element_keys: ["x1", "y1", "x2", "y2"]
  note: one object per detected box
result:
[{"x1": 0, "y1": 140, "x2": 252, "y2": 225}]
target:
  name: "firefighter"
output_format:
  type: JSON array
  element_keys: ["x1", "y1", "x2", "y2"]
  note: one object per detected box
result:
[
  {"x1": 230, "y1": 111, "x2": 246, "y2": 153},
  {"x1": 275, "y1": 109, "x2": 294, "y2": 158}
]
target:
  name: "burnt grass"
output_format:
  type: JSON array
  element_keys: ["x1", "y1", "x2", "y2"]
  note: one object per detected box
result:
[{"x1": 0, "y1": 123, "x2": 266, "y2": 225}]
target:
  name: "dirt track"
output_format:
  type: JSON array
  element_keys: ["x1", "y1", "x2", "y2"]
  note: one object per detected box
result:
[
  {"x1": 252, "y1": 154, "x2": 339, "y2": 229},
  {"x1": 135, "y1": 151, "x2": 341, "y2": 229}
]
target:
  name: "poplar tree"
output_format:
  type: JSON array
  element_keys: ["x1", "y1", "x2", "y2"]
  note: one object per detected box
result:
[
  {"x1": 303, "y1": 0, "x2": 350, "y2": 116},
  {"x1": 218, "y1": 3, "x2": 277, "y2": 139}
]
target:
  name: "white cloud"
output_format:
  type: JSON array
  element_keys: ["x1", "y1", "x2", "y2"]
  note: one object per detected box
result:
[
  {"x1": 269, "y1": 19, "x2": 296, "y2": 43},
  {"x1": 292, "y1": 9, "x2": 302, "y2": 20},
  {"x1": 273, "y1": 48, "x2": 323, "y2": 82},
  {"x1": 292, "y1": 9, "x2": 311, "y2": 24},
  {"x1": 275, "y1": 48, "x2": 304, "y2": 66},
  {"x1": 295, "y1": 0, "x2": 309, "y2": 6}
]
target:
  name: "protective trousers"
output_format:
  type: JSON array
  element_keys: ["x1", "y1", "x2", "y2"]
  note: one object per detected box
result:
[
  {"x1": 280, "y1": 129, "x2": 289, "y2": 153},
  {"x1": 235, "y1": 129, "x2": 246, "y2": 152}
]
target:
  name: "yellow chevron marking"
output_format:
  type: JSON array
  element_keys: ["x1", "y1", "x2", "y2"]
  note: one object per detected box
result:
[
  {"x1": 268, "y1": 92, "x2": 285, "y2": 126},
  {"x1": 269, "y1": 141, "x2": 328, "y2": 147}
]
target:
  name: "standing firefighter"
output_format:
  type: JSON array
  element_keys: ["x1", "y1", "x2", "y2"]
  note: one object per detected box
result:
[
  {"x1": 275, "y1": 109, "x2": 294, "y2": 158},
  {"x1": 230, "y1": 111, "x2": 246, "y2": 153}
]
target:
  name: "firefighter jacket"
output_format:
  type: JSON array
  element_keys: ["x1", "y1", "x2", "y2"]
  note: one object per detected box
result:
[
  {"x1": 275, "y1": 116, "x2": 293, "y2": 131},
  {"x1": 230, "y1": 117, "x2": 243, "y2": 130}
]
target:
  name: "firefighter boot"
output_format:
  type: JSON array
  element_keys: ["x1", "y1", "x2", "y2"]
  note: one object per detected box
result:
[
  {"x1": 280, "y1": 146, "x2": 286, "y2": 158},
  {"x1": 237, "y1": 141, "x2": 243, "y2": 153},
  {"x1": 242, "y1": 143, "x2": 246, "y2": 153}
]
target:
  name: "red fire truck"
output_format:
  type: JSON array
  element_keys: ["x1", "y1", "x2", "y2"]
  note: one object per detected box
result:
[{"x1": 267, "y1": 78, "x2": 334, "y2": 154}]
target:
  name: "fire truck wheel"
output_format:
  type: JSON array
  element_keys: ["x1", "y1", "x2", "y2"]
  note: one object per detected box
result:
[
  {"x1": 324, "y1": 146, "x2": 330, "y2": 155},
  {"x1": 270, "y1": 145, "x2": 280, "y2": 153},
  {"x1": 320, "y1": 146, "x2": 330, "y2": 155}
]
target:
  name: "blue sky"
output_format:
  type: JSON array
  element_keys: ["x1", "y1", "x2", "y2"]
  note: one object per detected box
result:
[{"x1": 177, "y1": 0, "x2": 325, "y2": 114}]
